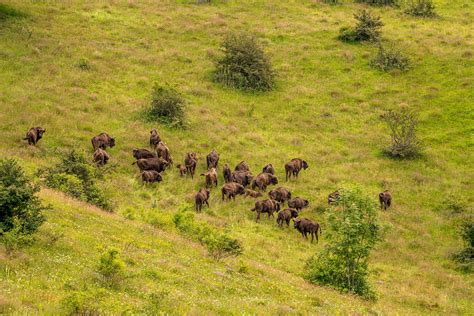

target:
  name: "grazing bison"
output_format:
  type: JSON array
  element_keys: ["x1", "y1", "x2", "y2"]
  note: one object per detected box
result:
[
  {"x1": 277, "y1": 208, "x2": 299, "y2": 227},
  {"x1": 328, "y1": 190, "x2": 341, "y2": 205},
  {"x1": 379, "y1": 190, "x2": 392, "y2": 210},
  {"x1": 93, "y1": 148, "x2": 110, "y2": 166},
  {"x1": 184, "y1": 152, "x2": 198, "y2": 178},
  {"x1": 156, "y1": 142, "x2": 173, "y2": 165},
  {"x1": 285, "y1": 158, "x2": 308, "y2": 181},
  {"x1": 201, "y1": 168, "x2": 218, "y2": 188},
  {"x1": 149, "y1": 129, "x2": 161, "y2": 150},
  {"x1": 251, "y1": 199, "x2": 280, "y2": 222},
  {"x1": 268, "y1": 187, "x2": 292, "y2": 204},
  {"x1": 245, "y1": 189, "x2": 262, "y2": 198},
  {"x1": 235, "y1": 161, "x2": 250, "y2": 172},
  {"x1": 132, "y1": 148, "x2": 155, "y2": 160},
  {"x1": 223, "y1": 163, "x2": 232, "y2": 183},
  {"x1": 251, "y1": 172, "x2": 278, "y2": 191},
  {"x1": 206, "y1": 149, "x2": 219, "y2": 169},
  {"x1": 288, "y1": 197, "x2": 309, "y2": 211},
  {"x1": 221, "y1": 182, "x2": 245, "y2": 201},
  {"x1": 91, "y1": 132, "x2": 115, "y2": 151},
  {"x1": 24, "y1": 127, "x2": 46, "y2": 146},
  {"x1": 133, "y1": 157, "x2": 169, "y2": 173},
  {"x1": 176, "y1": 164, "x2": 187, "y2": 177},
  {"x1": 195, "y1": 188, "x2": 210, "y2": 212},
  {"x1": 141, "y1": 170, "x2": 163, "y2": 183},
  {"x1": 262, "y1": 163, "x2": 275, "y2": 175},
  {"x1": 294, "y1": 218, "x2": 322, "y2": 243},
  {"x1": 231, "y1": 171, "x2": 253, "y2": 187}
]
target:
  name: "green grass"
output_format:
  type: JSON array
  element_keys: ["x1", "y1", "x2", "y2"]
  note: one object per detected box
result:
[{"x1": 1, "y1": 0, "x2": 473, "y2": 314}]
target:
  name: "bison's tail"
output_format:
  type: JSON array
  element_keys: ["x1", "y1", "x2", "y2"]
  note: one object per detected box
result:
[
  {"x1": 23, "y1": 137, "x2": 28, "y2": 140},
  {"x1": 319, "y1": 226, "x2": 322, "y2": 236},
  {"x1": 200, "y1": 173, "x2": 205, "y2": 176},
  {"x1": 131, "y1": 161, "x2": 137, "y2": 165}
]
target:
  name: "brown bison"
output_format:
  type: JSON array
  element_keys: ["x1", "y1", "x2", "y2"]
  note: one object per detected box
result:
[
  {"x1": 91, "y1": 132, "x2": 115, "y2": 151},
  {"x1": 156, "y1": 142, "x2": 173, "y2": 165},
  {"x1": 132, "y1": 148, "x2": 155, "y2": 160},
  {"x1": 288, "y1": 197, "x2": 309, "y2": 211},
  {"x1": 201, "y1": 168, "x2": 218, "y2": 188},
  {"x1": 176, "y1": 164, "x2": 187, "y2": 177},
  {"x1": 235, "y1": 161, "x2": 250, "y2": 172},
  {"x1": 277, "y1": 208, "x2": 299, "y2": 227},
  {"x1": 93, "y1": 148, "x2": 110, "y2": 166},
  {"x1": 251, "y1": 199, "x2": 280, "y2": 222},
  {"x1": 141, "y1": 170, "x2": 163, "y2": 183},
  {"x1": 268, "y1": 187, "x2": 292, "y2": 204},
  {"x1": 231, "y1": 171, "x2": 253, "y2": 187},
  {"x1": 149, "y1": 129, "x2": 161, "y2": 150},
  {"x1": 251, "y1": 172, "x2": 278, "y2": 191},
  {"x1": 293, "y1": 218, "x2": 322, "y2": 243},
  {"x1": 206, "y1": 149, "x2": 219, "y2": 169},
  {"x1": 328, "y1": 190, "x2": 341, "y2": 205},
  {"x1": 24, "y1": 127, "x2": 46, "y2": 146},
  {"x1": 285, "y1": 158, "x2": 308, "y2": 181},
  {"x1": 133, "y1": 157, "x2": 169, "y2": 173},
  {"x1": 379, "y1": 190, "x2": 392, "y2": 210},
  {"x1": 195, "y1": 188, "x2": 210, "y2": 212},
  {"x1": 223, "y1": 163, "x2": 232, "y2": 183},
  {"x1": 262, "y1": 163, "x2": 275, "y2": 175},
  {"x1": 221, "y1": 182, "x2": 245, "y2": 201},
  {"x1": 245, "y1": 189, "x2": 262, "y2": 198},
  {"x1": 184, "y1": 152, "x2": 198, "y2": 178}
]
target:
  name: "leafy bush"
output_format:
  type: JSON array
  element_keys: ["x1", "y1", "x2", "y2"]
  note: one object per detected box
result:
[
  {"x1": 356, "y1": 0, "x2": 398, "y2": 5},
  {"x1": 173, "y1": 212, "x2": 243, "y2": 260},
  {"x1": 76, "y1": 58, "x2": 92, "y2": 71},
  {"x1": 369, "y1": 45, "x2": 410, "y2": 72},
  {"x1": 0, "y1": 159, "x2": 45, "y2": 251},
  {"x1": 145, "y1": 84, "x2": 186, "y2": 128},
  {"x1": 38, "y1": 150, "x2": 112, "y2": 210},
  {"x1": 338, "y1": 10, "x2": 383, "y2": 42},
  {"x1": 97, "y1": 248, "x2": 125, "y2": 285},
  {"x1": 453, "y1": 218, "x2": 474, "y2": 272},
  {"x1": 305, "y1": 187, "x2": 381, "y2": 299},
  {"x1": 324, "y1": 0, "x2": 340, "y2": 4},
  {"x1": 405, "y1": 0, "x2": 436, "y2": 17},
  {"x1": 382, "y1": 109, "x2": 421, "y2": 158},
  {"x1": 441, "y1": 194, "x2": 468, "y2": 214},
  {"x1": 214, "y1": 32, "x2": 275, "y2": 91}
]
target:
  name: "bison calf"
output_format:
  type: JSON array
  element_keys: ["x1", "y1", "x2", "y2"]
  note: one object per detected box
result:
[
  {"x1": 195, "y1": 188, "x2": 210, "y2": 212},
  {"x1": 91, "y1": 132, "x2": 115, "y2": 151},
  {"x1": 262, "y1": 163, "x2": 275, "y2": 175},
  {"x1": 201, "y1": 168, "x2": 218, "y2": 188},
  {"x1": 184, "y1": 152, "x2": 198, "y2": 179},
  {"x1": 24, "y1": 127, "x2": 46, "y2": 146},
  {"x1": 206, "y1": 149, "x2": 219, "y2": 169},
  {"x1": 288, "y1": 197, "x2": 309, "y2": 211},
  {"x1": 235, "y1": 161, "x2": 250, "y2": 172},
  {"x1": 223, "y1": 164, "x2": 232, "y2": 183},
  {"x1": 294, "y1": 218, "x2": 322, "y2": 243},
  {"x1": 149, "y1": 129, "x2": 161, "y2": 150},
  {"x1": 176, "y1": 164, "x2": 187, "y2": 177},
  {"x1": 245, "y1": 189, "x2": 262, "y2": 198},
  {"x1": 251, "y1": 172, "x2": 278, "y2": 191},
  {"x1": 277, "y1": 208, "x2": 299, "y2": 227},
  {"x1": 221, "y1": 182, "x2": 245, "y2": 201},
  {"x1": 251, "y1": 199, "x2": 280, "y2": 222},
  {"x1": 93, "y1": 148, "x2": 110, "y2": 166},
  {"x1": 285, "y1": 158, "x2": 308, "y2": 181},
  {"x1": 141, "y1": 170, "x2": 163, "y2": 183},
  {"x1": 268, "y1": 187, "x2": 292, "y2": 204},
  {"x1": 379, "y1": 190, "x2": 392, "y2": 210}
]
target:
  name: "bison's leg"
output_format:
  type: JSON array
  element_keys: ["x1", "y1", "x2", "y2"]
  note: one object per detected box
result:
[
  {"x1": 256, "y1": 212, "x2": 260, "y2": 222},
  {"x1": 205, "y1": 200, "x2": 210, "y2": 208},
  {"x1": 311, "y1": 232, "x2": 314, "y2": 243}
]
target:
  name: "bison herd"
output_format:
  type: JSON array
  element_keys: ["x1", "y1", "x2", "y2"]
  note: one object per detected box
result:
[{"x1": 23, "y1": 127, "x2": 393, "y2": 243}]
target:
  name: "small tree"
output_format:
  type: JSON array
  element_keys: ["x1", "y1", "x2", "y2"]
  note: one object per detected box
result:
[
  {"x1": 305, "y1": 187, "x2": 381, "y2": 299},
  {"x1": 338, "y1": 10, "x2": 383, "y2": 43},
  {"x1": 382, "y1": 109, "x2": 421, "y2": 158},
  {"x1": 405, "y1": 0, "x2": 437, "y2": 17},
  {"x1": 97, "y1": 248, "x2": 125, "y2": 286},
  {"x1": 214, "y1": 32, "x2": 275, "y2": 91},
  {"x1": 145, "y1": 84, "x2": 186, "y2": 128}
]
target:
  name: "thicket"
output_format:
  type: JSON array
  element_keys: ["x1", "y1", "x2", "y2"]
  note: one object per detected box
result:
[
  {"x1": 338, "y1": 10, "x2": 383, "y2": 43},
  {"x1": 405, "y1": 0, "x2": 437, "y2": 17},
  {"x1": 382, "y1": 109, "x2": 421, "y2": 158},
  {"x1": 370, "y1": 45, "x2": 410, "y2": 72},
  {"x1": 453, "y1": 218, "x2": 474, "y2": 272},
  {"x1": 144, "y1": 84, "x2": 186, "y2": 128},
  {"x1": 97, "y1": 248, "x2": 126, "y2": 286}
]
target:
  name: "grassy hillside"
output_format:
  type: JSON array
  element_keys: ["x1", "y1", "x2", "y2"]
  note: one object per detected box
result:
[{"x1": 1, "y1": 0, "x2": 473, "y2": 314}]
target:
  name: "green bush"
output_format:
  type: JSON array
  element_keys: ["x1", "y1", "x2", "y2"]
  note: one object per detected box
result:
[
  {"x1": 97, "y1": 248, "x2": 125, "y2": 285},
  {"x1": 38, "y1": 150, "x2": 112, "y2": 210},
  {"x1": 0, "y1": 159, "x2": 45, "y2": 251},
  {"x1": 305, "y1": 187, "x2": 381, "y2": 299},
  {"x1": 338, "y1": 10, "x2": 383, "y2": 43},
  {"x1": 214, "y1": 32, "x2": 275, "y2": 92},
  {"x1": 369, "y1": 45, "x2": 410, "y2": 72},
  {"x1": 145, "y1": 84, "x2": 186, "y2": 128},
  {"x1": 356, "y1": 0, "x2": 398, "y2": 5},
  {"x1": 382, "y1": 109, "x2": 421, "y2": 158},
  {"x1": 405, "y1": 0, "x2": 436, "y2": 17}
]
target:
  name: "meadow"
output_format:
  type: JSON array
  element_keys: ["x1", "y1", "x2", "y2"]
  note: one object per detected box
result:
[{"x1": 0, "y1": 0, "x2": 473, "y2": 314}]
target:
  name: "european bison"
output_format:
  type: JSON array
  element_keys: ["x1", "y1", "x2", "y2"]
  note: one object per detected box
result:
[
  {"x1": 235, "y1": 161, "x2": 250, "y2": 172},
  {"x1": 221, "y1": 182, "x2": 245, "y2": 201},
  {"x1": 201, "y1": 168, "x2": 218, "y2": 188},
  {"x1": 91, "y1": 132, "x2": 115, "y2": 151},
  {"x1": 184, "y1": 152, "x2": 198, "y2": 178},
  {"x1": 251, "y1": 199, "x2": 280, "y2": 222},
  {"x1": 93, "y1": 148, "x2": 110, "y2": 166},
  {"x1": 268, "y1": 187, "x2": 292, "y2": 204},
  {"x1": 132, "y1": 148, "x2": 155, "y2": 160},
  {"x1": 24, "y1": 127, "x2": 46, "y2": 146},
  {"x1": 245, "y1": 189, "x2": 262, "y2": 198},
  {"x1": 149, "y1": 129, "x2": 161, "y2": 150},
  {"x1": 141, "y1": 170, "x2": 163, "y2": 183},
  {"x1": 328, "y1": 190, "x2": 341, "y2": 205},
  {"x1": 176, "y1": 164, "x2": 187, "y2": 177},
  {"x1": 251, "y1": 172, "x2": 278, "y2": 191},
  {"x1": 156, "y1": 142, "x2": 173, "y2": 165},
  {"x1": 231, "y1": 171, "x2": 253, "y2": 187},
  {"x1": 262, "y1": 163, "x2": 275, "y2": 175},
  {"x1": 206, "y1": 149, "x2": 219, "y2": 169},
  {"x1": 195, "y1": 188, "x2": 210, "y2": 212},
  {"x1": 379, "y1": 190, "x2": 392, "y2": 210},
  {"x1": 133, "y1": 157, "x2": 169, "y2": 173},
  {"x1": 288, "y1": 197, "x2": 309, "y2": 211},
  {"x1": 277, "y1": 208, "x2": 299, "y2": 227},
  {"x1": 223, "y1": 163, "x2": 232, "y2": 183},
  {"x1": 293, "y1": 218, "x2": 322, "y2": 243},
  {"x1": 285, "y1": 158, "x2": 308, "y2": 181}
]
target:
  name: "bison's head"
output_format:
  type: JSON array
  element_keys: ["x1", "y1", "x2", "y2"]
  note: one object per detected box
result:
[
  {"x1": 290, "y1": 209, "x2": 299, "y2": 218},
  {"x1": 303, "y1": 199, "x2": 310, "y2": 207},
  {"x1": 293, "y1": 218, "x2": 301, "y2": 229},
  {"x1": 302, "y1": 160, "x2": 309, "y2": 169},
  {"x1": 270, "y1": 175, "x2": 278, "y2": 185},
  {"x1": 109, "y1": 137, "x2": 116, "y2": 147}
]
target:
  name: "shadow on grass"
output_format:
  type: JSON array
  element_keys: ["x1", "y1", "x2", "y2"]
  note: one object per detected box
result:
[{"x1": 0, "y1": 3, "x2": 27, "y2": 21}]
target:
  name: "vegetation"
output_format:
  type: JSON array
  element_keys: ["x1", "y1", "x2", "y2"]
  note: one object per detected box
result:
[
  {"x1": 453, "y1": 219, "x2": 474, "y2": 272},
  {"x1": 405, "y1": 0, "x2": 437, "y2": 17},
  {"x1": 338, "y1": 10, "x2": 383, "y2": 42},
  {"x1": 370, "y1": 45, "x2": 411, "y2": 72},
  {"x1": 145, "y1": 84, "x2": 186, "y2": 128},
  {"x1": 382, "y1": 109, "x2": 421, "y2": 158},
  {"x1": 97, "y1": 248, "x2": 125, "y2": 286},
  {"x1": 356, "y1": 0, "x2": 398, "y2": 5}
]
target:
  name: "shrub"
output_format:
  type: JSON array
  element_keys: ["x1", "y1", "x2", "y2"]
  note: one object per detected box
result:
[
  {"x1": 145, "y1": 84, "x2": 186, "y2": 128},
  {"x1": 76, "y1": 58, "x2": 92, "y2": 71},
  {"x1": 305, "y1": 187, "x2": 381, "y2": 299},
  {"x1": 214, "y1": 32, "x2": 275, "y2": 91},
  {"x1": 338, "y1": 10, "x2": 383, "y2": 42},
  {"x1": 356, "y1": 0, "x2": 398, "y2": 5},
  {"x1": 97, "y1": 248, "x2": 125, "y2": 285},
  {"x1": 0, "y1": 159, "x2": 45, "y2": 251},
  {"x1": 369, "y1": 45, "x2": 410, "y2": 72},
  {"x1": 453, "y1": 218, "x2": 474, "y2": 272},
  {"x1": 38, "y1": 150, "x2": 112, "y2": 210},
  {"x1": 405, "y1": 0, "x2": 436, "y2": 17},
  {"x1": 382, "y1": 109, "x2": 421, "y2": 158}
]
